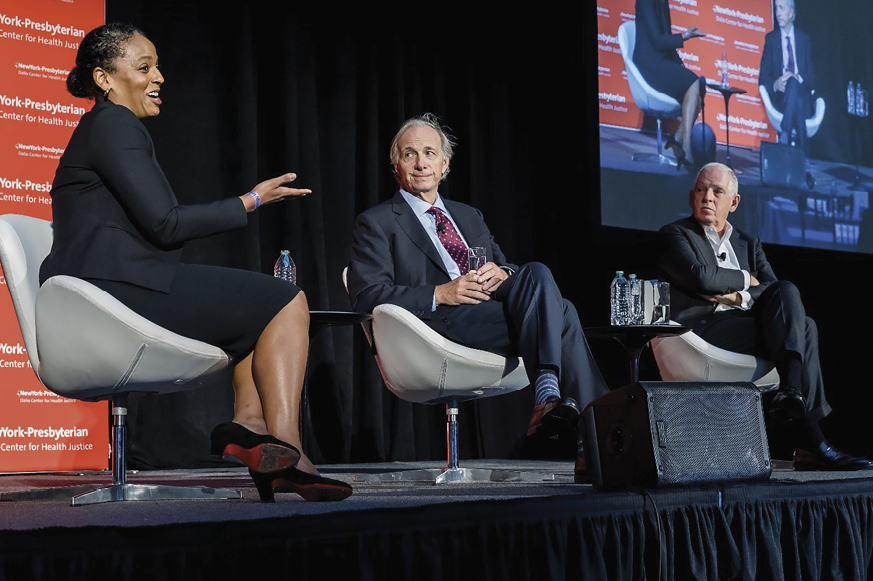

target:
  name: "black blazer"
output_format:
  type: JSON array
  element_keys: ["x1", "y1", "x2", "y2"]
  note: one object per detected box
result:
[
  {"x1": 40, "y1": 98, "x2": 247, "y2": 292},
  {"x1": 347, "y1": 191, "x2": 517, "y2": 320},
  {"x1": 759, "y1": 28, "x2": 816, "y2": 109},
  {"x1": 657, "y1": 216, "x2": 777, "y2": 330},
  {"x1": 633, "y1": 0, "x2": 685, "y2": 75}
]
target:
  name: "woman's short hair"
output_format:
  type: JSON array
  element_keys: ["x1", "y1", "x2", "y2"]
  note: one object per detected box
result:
[{"x1": 67, "y1": 23, "x2": 145, "y2": 99}]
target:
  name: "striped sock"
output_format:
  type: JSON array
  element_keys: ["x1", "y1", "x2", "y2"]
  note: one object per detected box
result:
[{"x1": 534, "y1": 369, "x2": 560, "y2": 406}]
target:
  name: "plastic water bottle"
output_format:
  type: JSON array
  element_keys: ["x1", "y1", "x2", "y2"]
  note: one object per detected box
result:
[
  {"x1": 274, "y1": 249, "x2": 297, "y2": 285},
  {"x1": 721, "y1": 52, "x2": 729, "y2": 88},
  {"x1": 610, "y1": 271, "x2": 630, "y2": 326},
  {"x1": 848, "y1": 81, "x2": 856, "y2": 115},
  {"x1": 857, "y1": 83, "x2": 865, "y2": 118},
  {"x1": 628, "y1": 274, "x2": 643, "y2": 325}
]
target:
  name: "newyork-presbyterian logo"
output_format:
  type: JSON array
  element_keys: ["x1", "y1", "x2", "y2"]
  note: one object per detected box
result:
[
  {"x1": 0, "y1": 14, "x2": 85, "y2": 38},
  {"x1": 0, "y1": 95, "x2": 85, "y2": 117},
  {"x1": 0, "y1": 426, "x2": 89, "y2": 441},
  {"x1": 0, "y1": 177, "x2": 52, "y2": 193}
]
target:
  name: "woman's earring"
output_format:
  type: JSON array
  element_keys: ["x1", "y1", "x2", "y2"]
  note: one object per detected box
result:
[{"x1": 103, "y1": 87, "x2": 110, "y2": 98}]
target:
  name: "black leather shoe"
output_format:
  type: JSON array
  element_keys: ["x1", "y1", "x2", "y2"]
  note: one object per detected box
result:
[
  {"x1": 527, "y1": 396, "x2": 580, "y2": 438},
  {"x1": 793, "y1": 441, "x2": 873, "y2": 471},
  {"x1": 665, "y1": 134, "x2": 690, "y2": 171},
  {"x1": 769, "y1": 388, "x2": 806, "y2": 421},
  {"x1": 210, "y1": 422, "x2": 301, "y2": 473}
]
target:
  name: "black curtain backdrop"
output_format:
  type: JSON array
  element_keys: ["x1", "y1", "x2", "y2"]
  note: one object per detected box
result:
[{"x1": 101, "y1": 1, "x2": 873, "y2": 470}]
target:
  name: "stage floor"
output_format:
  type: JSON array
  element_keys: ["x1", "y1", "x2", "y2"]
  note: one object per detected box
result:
[{"x1": 0, "y1": 458, "x2": 868, "y2": 528}]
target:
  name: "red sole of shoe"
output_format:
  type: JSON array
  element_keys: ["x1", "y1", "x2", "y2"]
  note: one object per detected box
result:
[
  {"x1": 273, "y1": 479, "x2": 353, "y2": 502},
  {"x1": 222, "y1": 443, "x2": 300, "y2": 473}
]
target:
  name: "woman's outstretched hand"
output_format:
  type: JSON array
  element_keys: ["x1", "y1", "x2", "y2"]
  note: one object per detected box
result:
[{"x1": 240, "y1": 173, "x2": 312, "y2": 211}]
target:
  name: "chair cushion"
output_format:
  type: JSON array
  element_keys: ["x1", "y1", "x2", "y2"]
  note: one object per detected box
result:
[
  {"x1": 651, "y1": 331, "x2": 779, "y2": 391},
  {"x1": 371, "y1": 304, "x2": 528, "y2": 404},
  {"x1": 36, "y1": 276, "x2": 229, "y2": 400}
]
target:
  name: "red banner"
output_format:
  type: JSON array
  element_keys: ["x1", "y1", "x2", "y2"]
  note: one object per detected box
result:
[
  {"x1": 0, "y1": 0, "x2": 108, "y2": 472},
  {"x1": 599, "y1": 0, "x2": 775, "y2": 147}
]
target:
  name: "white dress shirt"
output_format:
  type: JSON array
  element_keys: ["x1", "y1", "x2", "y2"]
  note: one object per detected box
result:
[
  {"x1": 780, "y1": 25, "x2": 804, "y2": 84},
  {"x1": 400, "y1": 189, "x2": 470, "y2": 280},
  {"x1": 400, "y1": 189, "x2": 471, "y2": 311},
  {"x1": 702, "y1": 222, "x2": 753, "y2": 310}
]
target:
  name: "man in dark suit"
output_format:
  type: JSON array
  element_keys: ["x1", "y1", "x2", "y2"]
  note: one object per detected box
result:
[
  {"x1": 759, "y1": 0, "x2": 816, "y2": 153},
  {"x1": 348, "y1": 114, "x2": 609, "y2": 464},
  {"x1": 658, "y1": 162, "x2": 871, "y2": 470}
]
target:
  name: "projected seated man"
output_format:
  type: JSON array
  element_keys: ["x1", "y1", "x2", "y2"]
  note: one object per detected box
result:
[
  {"x1": 347, "y1": 113, "x2": 609, "y2": 465},
  {"x1": 658, "y1": 162, "x2": 872, "y2": 471},
  {"x1": 760, "y1": 0, "x2": 816, "y2": 153}
]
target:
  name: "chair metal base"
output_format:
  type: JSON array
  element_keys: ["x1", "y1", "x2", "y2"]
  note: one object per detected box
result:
[
  {"x1": 353, "y1": 400, "x2": 555, "y2": 485},
  {"x1": 355, "y1": 467, "x2": 554, "y2": 484},
  {"x1": 631, "y1": 117, "x2": 678, "y2": 166},
  {"x1": 1, "y1": 483, "x2": 242, "y2": 506},
  {"x1": 632, "y1": 152, "x2": 677, "y2": 166}
]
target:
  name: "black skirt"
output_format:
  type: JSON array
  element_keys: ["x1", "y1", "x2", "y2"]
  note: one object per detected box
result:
[
  {"x1": 635, "y1": 55, "x2": 698, "y2": 103},
  {"x1": 87, "y1": 263, "x2": 300, "y2": 361}
]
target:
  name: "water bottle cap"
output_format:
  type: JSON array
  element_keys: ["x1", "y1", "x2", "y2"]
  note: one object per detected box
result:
[
  {"x1": 615, "y1": 270, "x2": 624, "y2": 274},
  {"x1": 628, "y1": 274, "x2": 636, "y2": 279},
  {"x1": 281, "y1": 249, "x2": 290, "y2": 255}
]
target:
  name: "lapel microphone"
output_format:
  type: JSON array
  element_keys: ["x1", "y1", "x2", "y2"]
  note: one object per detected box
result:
[
  {"x1": 718, "y1": 252, "x2": 726, "y2": 261},
  {"x1": 437, "y1": 222, "x2": 446, "y2": 234}
]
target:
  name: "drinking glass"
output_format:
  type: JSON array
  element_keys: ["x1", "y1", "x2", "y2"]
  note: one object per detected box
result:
[
  {"x1": 467, "y1": 247, "x2": 487, "y2": 272},
  {"x1": 652, "y1": 281, "x2": 670, "y2": 325}
]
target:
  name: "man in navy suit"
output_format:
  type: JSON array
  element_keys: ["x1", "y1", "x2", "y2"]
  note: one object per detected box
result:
[
  {"x1": 348, "y1": 114, "x2": 609, "y2": 464},
  {"x1": 658, "y1": 162, "x2": 871, "y2": 471},
  {"x1": 759, "y1": 0, "x2": 816, "y2": 153}
]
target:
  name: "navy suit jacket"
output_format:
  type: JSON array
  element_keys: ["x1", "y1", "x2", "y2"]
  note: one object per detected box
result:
[
  {"x1": 347, "y1": 191, "x2": 517, "y2": 320},
  {"x1": 657, "y1": 216, "x2": 777, "y2": 332},
  {"x1": 40, "y1": 98, "x2": 247, "y2": 292},
  {"x1": 759, "y1": 27, "x2": 816, "y2": 110}
]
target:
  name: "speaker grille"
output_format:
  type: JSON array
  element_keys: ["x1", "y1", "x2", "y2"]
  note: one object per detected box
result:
[{"x1": 643, "y1": 382, "x2": 770, "y2": 485}]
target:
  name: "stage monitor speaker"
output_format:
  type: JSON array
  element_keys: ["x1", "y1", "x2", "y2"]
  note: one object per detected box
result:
[
  {"x1": 760, "y1": 141, "x2": 806, "y2": 189},
  {"x1": 581, "y1": 382, "x2": 771, "y2": 490}
]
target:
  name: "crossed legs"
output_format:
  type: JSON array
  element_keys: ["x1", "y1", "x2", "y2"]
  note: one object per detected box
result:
[
  {"x1": 434, "y1": 262, "x2": 609, "y2": 408},
  {"x1": 697, "y1": 280, "x2": 830, "y2": 422},
  {"x1": 677, "y1": 80, "x2": 703, "y2": 159},
  {"x1": 778, "y1": 77, "x2": 811, "y2": 152},
  {"x1": 230, "y1": 292, "x2": 319, "y2": 474}
]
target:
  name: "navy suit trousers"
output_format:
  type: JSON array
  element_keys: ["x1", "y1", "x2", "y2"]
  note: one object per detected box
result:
[{"x1": 427, "y1": 262, "x2": 609, "y2": 409}]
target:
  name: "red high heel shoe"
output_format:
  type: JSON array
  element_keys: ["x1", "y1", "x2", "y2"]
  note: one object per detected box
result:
[
  {"x1": 248, "y1": 467, "x2": 353, "y2": 502},
  {"x1": 210, "y1": 422, "x2": 300, "y2": 473}
]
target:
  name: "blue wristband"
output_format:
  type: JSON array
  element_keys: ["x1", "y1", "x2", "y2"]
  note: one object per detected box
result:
[{"x1": 247, "y1": 191, "x2": 261, "y2": 210}]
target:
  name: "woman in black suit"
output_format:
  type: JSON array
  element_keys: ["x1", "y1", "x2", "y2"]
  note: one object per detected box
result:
[
  {"x1": 41, "y1": 23, "x2": 350, "y2": 502},
  {"x1": 633, "y1": 0, "x2": 706, "y2": 168}
]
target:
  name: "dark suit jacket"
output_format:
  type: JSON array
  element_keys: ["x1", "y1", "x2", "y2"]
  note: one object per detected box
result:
[
  {"x1": 759, "y1": 27, "x2": 815, "y2": 110},
  {"x1": 40, "y1": 98, "x2": 247, "y2": 292},
  {"x1": 633, "y1": 0, "x2": 684, "y2": 74},
  {"x1": 657, "y1": 216, "x2": 777, "y2": 332},
  {"x1": 347, "y1": 191, "x2": 517, "y2": 320}
]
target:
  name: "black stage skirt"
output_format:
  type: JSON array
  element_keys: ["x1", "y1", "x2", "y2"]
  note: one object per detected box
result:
[{"x1": 88, "y1": 263, "x2": 300, "y2": 361}]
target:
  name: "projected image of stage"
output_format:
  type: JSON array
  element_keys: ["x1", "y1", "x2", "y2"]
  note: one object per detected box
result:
[{"x1": 597, "y1": 0, "x2": 873, "y2": 253}]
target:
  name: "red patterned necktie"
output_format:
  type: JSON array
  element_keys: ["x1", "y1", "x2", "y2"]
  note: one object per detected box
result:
[
  {"x1": 426, "y1": 206, "x2": 469, "y2": 275},
  {"x1": 786, "y1": 36, "x2": 796, "y2": 74}
]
